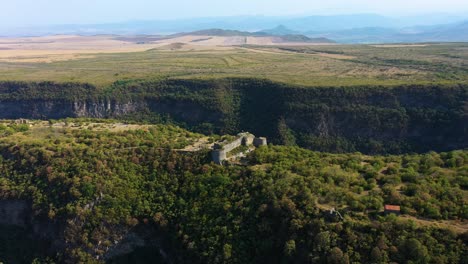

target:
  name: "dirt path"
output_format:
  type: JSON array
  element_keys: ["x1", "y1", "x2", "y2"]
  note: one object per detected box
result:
[
  {"x1": 108, "y1": 136, "x2": 213, "y2": 153},
  {"x1": 236, "y1": 47, "x2": 298, "y2": 56},
  {"x1": 180, "y1": 136, "x2": 213, "y2": 152},
  {"x1": 399, "y1": 215, "x2": 467, "y2": 234},
  {"x1": 316, "y1": 202, "x2": 467, "y2": 234},
  {"x1": 237, "y1": 47, "x2": 355, "y2": 60}
]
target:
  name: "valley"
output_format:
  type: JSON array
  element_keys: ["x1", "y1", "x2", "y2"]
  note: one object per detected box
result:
[
  {"x1": 0, "y1": 78, "x2": 466, "y2": 154},
  {"x1": 0, "y1": 24, "x2": 466, "y2": 264}
]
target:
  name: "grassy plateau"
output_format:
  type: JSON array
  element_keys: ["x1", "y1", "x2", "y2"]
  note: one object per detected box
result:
[{"x1": 0, "y1": 43, "x2": 468, "y2": 87}]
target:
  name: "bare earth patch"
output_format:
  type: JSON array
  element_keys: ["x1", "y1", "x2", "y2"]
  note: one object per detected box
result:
[
  {"x1": 399, "y1": 215, "x2": 468, "y2": 234},
  {"x1": 314, "y1": 52, "x2": 356, "y2": 59},
  {"x1": 372, "y1": 44, "x2": 429, "y2": 48}
]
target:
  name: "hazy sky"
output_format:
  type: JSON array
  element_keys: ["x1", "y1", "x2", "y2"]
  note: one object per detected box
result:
[{"x1": 2, "y1": 0, "x2": 468, "y2": 27}]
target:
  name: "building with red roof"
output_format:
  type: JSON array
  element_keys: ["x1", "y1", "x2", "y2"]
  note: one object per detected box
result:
[{"x1": 384, "y1": 205, "x2": 401, "y2": 215}]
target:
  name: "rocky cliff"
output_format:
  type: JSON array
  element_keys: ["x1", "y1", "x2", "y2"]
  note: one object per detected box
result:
[{"x1": 0, "y1": 79, "x2": 466, "y2": 153}]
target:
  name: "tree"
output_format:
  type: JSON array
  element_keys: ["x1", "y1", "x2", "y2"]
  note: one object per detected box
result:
[
  {"x1": 223, "y1": 244, "x2": 232, "y2": 260},
  {"x1": 284, "y1": 240, "x2": 296, "y2": 256},
  {"x1": 401, "y1": 238, "x2": 430, "y2": 264},
  {"x1": 314, "y1": 231, "x2": 331, "y2": 253},
  {"x1": 370, "y1": 247, "x2": 383, "y2": 263},
  {"x1": 277, "y1": 118, "x2": 296, "y2": 146},
  {"x1": 327, "y1": 247, "x2": 350, "y2": 264}
]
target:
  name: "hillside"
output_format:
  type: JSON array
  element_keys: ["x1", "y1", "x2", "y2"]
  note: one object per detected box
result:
[
  {"x1": 176, "y1": 28, "x2": 265, "y2": 37},
  {"x1": 415, "y1": 21, "x2": 468, "y2": 42},
  {"x1": 0, "y1": 120, "x2": 466, "y2": 263},
  {"x1": 259, "y1": 25, "x2": 300, "y2": 35},
  {"x1": 306, "y1": 21, "x2": 468, "y2": 43},
  {"x1": 171, "y1": 28, "x2": 335, "y2": 44}
]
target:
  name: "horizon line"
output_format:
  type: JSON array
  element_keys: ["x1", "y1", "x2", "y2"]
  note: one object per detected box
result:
[{"x1": 3, "y1": 11, "x2": 468, "y2": 29}]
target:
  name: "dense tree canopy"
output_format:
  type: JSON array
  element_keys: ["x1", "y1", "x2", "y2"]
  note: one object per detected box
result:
[{"x1": 0, "y1": 120, "x2": 466, "y2": 263}]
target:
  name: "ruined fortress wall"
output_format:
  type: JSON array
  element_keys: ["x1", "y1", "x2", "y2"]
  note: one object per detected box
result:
[
  {"x1": 254, "y1": 137, "x2": 267, "y2": 147},
  {"x1": 223, "y1": 137, "x2": 244, "y2": 153},
  {"x1": 244, "y1": 134, "x2": 255, "y2": 145},
  {"x1": 211, "y1": 150, "x2": 227, "y2": 165}
]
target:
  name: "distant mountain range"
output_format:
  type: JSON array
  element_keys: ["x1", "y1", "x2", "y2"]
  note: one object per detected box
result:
[
  {"x1": 259, "y1": 25, "x2": 301, "y2": 36},
  {"x1": 306, "y1": 20, "x2": 468, "y2": 43},
  {"x1": 172, "y1": 28, "x2": 334, "y2": 43},
  {"x1": 1, "y1": 14, "x2": 467, "y2": 43}
]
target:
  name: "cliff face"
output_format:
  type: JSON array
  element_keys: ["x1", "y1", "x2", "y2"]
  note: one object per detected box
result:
[
  {"x1": 0, "y1": 98, "x2": 221, "y2": 123},
  {"x1": 0, "y1": 99, "x2": 143, "y2": 119},
  {"x1": 0, "y1": 79, "x2": 466, "y2": 153},
  {"x1": 0, "y1": 200, "x2": 60, "y2": 240},
  {"x1": 0, "y1": 199, "x2": 171, "y2": 262},
  {"x1": 0, "y1": 200, "x2": 64, "y2": 262},
  {"x1": 0, "y1": 200, "x2": 30, "y2": 227},
  {"x1": 0, "y1": 100, "x2": 77, "y2": 119},
  {"x1": 278, "y1": 85, "x2": 467, "y2": 152}
]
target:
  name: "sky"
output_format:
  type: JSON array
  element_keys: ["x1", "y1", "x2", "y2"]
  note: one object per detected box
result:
[{"x1": 2, "y1": 0, "x2": 468, "y2": 27}]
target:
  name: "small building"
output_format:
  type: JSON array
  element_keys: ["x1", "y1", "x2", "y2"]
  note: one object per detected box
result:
[{"x1": 384, "y1": 205, "x2": 401, "y2": 215}]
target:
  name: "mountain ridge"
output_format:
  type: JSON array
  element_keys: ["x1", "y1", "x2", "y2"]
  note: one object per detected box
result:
[
  {"x1": 170, "y1": 28, "x2": 335, "y2": 43},
  {"x1": 2, "y1": 14, "x2": 467, "y2": 43},
  {"x1": 306, "y1": 20, "x2": 468, "y2": 43}
]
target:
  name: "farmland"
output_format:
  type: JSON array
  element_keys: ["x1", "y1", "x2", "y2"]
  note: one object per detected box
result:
[{"x1": 0, "y1": 35, "x2": 467, "y2": 86}]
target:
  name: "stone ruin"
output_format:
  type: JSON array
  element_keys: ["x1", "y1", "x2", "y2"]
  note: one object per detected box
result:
[
  {"x1": 14, "y1": 118, "x2": 29, "y2": 125},
  {"x1": 211, "y1": 132, "x2": 267, "y2": 165}
]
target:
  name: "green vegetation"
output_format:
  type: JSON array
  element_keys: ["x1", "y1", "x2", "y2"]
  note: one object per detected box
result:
[
  {"x1": 0, "y1": 123, "x2": 29, "y2": 137},
  {"x1": 1, "y1": 43, "x2": 468, "y2": 87},
  {"x1": 0, "y1": 121, "x2": 466, "y2": 263},
  {"x1": 227, "y1": 145, "x2": 250, "y2": 157},
  {"x1": 250, "y1": 146, "x2": 467, "y2": 220}
]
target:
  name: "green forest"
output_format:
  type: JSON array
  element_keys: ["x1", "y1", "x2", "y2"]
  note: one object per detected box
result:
[{"x1": 0, "y1": 120, "x2": 466, "y2": 263}]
